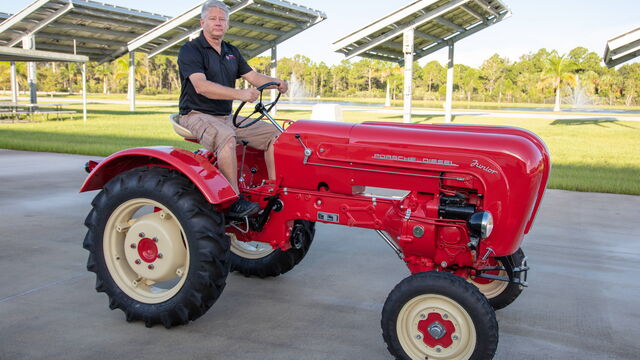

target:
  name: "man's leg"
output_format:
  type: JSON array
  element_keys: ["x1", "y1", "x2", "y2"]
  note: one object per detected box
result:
[
  {"x1": 265, "y1": 141, "x2": 276, "y2": 180},
  {"x1": 179, "y1": 112, "x2": 259, "y2": 217},
  {"x1": 228, "y1": 115, "x2": 280, "y2": 181},
  {"x1": 216, "y1": 137, "x2": 239, "y2": 193}
]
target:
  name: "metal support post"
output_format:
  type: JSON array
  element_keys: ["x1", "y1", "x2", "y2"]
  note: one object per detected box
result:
[
  {"x1": 10, "y1": 62, "x2": 18, "y2": 104},
  {"x1": 444, "y1": 41, "x2": 455, "y2": 123},
  {"x1": 403, "y1": 29, "x2": 414, "y2": 123},
  {"x1": 270, "y1": 46, "x2": 278, "y2": 117},
  {"x1": 129, "y1": 51, "x2": 136, "y2": 111},
  {"x1": 82, "y1": 63, "x2": 87, "y2": 122},
  {"x1": 23, "y1": 36, "x2": 37, "y2": 105}
]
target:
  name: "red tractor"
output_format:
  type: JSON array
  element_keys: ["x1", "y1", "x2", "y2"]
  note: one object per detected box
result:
[{"x1": 81, "y1": 83, "x2": 549, "y2": 360}]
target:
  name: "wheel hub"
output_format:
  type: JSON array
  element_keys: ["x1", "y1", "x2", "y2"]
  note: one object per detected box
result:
[
  {"x1": 427, "y1": 321, "x2": 446, "y2": 340},
  {"x1": 138, "y1": 237, "x2": 158, "y2": 263},
  {"x1": 123, "y1": 211, "x2": 186, "y2": 283},
  {"x1": 418, "y1": 313, "x2": 456, "y2": 348}
]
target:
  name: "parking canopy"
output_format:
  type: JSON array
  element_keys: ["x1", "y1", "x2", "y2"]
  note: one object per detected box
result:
[
  {"x1": 604, "y1": 27, "x2": 640, "y2": 68},
  {"x1": 333, "y1": 0, "x2": 511, "y2": 123},
  {"x1": 126, "y1": 0, "x2": 326, "y2": 59},
  {"x1": 333, "y1": 0, "x2": 510, "y2": 63},
  {"x1": 0, "y1": 0, "x2": 169, "y2": 63}
]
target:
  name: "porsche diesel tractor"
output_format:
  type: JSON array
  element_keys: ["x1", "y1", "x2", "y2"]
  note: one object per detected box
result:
[{"x1": 81, "y1": 83, "x2": 549, "y2": 360}]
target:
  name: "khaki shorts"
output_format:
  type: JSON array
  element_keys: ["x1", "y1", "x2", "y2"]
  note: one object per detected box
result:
[{"x1": 179, "y1": 111, "x2": 279, "y2": 154}]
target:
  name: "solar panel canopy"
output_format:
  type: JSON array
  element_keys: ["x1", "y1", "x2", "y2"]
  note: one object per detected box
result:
[
  {"x1": 126, "y1": 0, "x2": 326, "y2": 60},
  {"x1": 0, "y1": 0, "x2": 169, "y2": 63},
  {"x1": 604, "y1": 27, "x2": 640, "y2": 68},
  {"x1": 333, "y1": 0, "x2": 510, "y2": 63}
]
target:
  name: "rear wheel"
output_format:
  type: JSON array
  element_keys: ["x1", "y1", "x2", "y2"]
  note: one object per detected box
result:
[
  {"x1": 470, "y1": 248, "x2": 526, "y2": 310},
  {"x1": 83, "y1": 167, "x2": 230, "y2": 328},
  {"x1": 382, "y1": 271, "x2": 498, "y2": 360},
  {"x1": 229, "y1": 220, "x2": 314, "y2": 278}
]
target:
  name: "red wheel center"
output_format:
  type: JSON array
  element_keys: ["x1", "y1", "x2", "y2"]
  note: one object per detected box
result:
[
  {"x1": 418, "y1": 313, "x2": 456, "y2": 348},
  {"x1": 138, "y1": 238, "x2": 158, "y2": 263}
]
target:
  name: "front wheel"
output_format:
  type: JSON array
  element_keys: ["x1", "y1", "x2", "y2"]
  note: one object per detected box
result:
[
  {"x1": 83, "y1": 167, "x2": 230, "y2": 328},
  {"x1": 382, "y1": 271, "x2": 498, "y2": 360},
  {"x1": 229, "y1": 220, "x2": 314, "y2": 278}
]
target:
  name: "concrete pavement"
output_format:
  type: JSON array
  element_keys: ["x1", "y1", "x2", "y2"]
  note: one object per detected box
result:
[{"x1": 0, "y1": 149, "x2": 639, "y2": 360}]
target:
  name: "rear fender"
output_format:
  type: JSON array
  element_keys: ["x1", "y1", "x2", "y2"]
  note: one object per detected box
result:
[{"x1": 80, "y1": 146, "x2": 237, "y2": 205}]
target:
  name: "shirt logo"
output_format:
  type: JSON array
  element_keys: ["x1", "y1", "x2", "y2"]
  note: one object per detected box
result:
[{"x1": 225, "y1": 54, "x2": 236, "y2": 60}]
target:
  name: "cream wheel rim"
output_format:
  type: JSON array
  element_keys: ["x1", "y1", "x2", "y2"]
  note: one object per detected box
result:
[
  {"x1": 104, "y1": 198, "x2": 189, "y2": 304},
  {"x1": 397, "y1": 294, "x2": 476, "y2": 360},
  {"x1": 229, "y1": 233, "x2": 275, "y2": 259}
]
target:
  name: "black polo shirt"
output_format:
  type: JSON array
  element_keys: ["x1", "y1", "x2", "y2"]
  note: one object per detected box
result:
[{"x1": 178, "y1": 32, "x2": 253, "y2": 116}]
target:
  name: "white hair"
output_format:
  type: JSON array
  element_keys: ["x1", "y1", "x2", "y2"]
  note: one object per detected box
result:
[{"x1": 201, "y1": 0, "x2": 230, "y2": 19}]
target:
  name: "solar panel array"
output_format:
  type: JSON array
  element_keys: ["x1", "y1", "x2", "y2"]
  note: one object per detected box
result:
[
  {"x1": 0, "y1": 0, "x2": 325, "y2": 63},
  {"x1": 333, "y1": 0, "x2": 510, "y2": 63}
]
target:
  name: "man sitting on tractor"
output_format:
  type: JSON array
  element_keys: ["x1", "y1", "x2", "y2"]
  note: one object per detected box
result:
[{"x1": 177, "y1": 0, "x2": 288, "y2": 217}]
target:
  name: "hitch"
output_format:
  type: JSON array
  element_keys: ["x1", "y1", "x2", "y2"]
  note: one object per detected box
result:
[{"x1": 475, "y1": 256, "x2": 529, "y2": 287}]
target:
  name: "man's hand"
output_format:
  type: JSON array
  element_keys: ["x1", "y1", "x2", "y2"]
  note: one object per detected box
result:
[
  {"x1": 238, "y1": 88, "x2": 260, "y2": 103},
  {"x1": 277, "y1": 80, "x2": 288, "y2": 94}
]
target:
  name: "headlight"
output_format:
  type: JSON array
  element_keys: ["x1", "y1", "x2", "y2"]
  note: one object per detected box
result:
[{"x1": 468, "y1": 211, "x2": 494, "y2": 239}]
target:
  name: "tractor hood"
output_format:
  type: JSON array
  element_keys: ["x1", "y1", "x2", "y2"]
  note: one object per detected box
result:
[{"x1": 274, "y1": 120, "x2": 550, "y2": 255}]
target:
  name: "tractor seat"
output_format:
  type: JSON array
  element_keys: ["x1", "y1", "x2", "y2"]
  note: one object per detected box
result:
[{"x1": 169, "y1": 113, "x2": 197, "y2": 140}]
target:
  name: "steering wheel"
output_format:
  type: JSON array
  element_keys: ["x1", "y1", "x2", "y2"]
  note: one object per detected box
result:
[{"x1": 233, "y1": 81, "x2": 281, "y2": 129}]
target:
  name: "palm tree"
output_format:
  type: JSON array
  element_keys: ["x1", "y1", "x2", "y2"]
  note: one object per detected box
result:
[
  {"x1": 541, "y1": 52, "x2": 576, "y2": 111},
  {"x1": 94, "y1": 64, "x2": 111, "y2": 94}
]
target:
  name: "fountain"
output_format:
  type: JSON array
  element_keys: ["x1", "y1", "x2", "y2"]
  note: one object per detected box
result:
[
  {"x1": 563, "y1": 75, "x2": 595, "y2": 109},
  {"x1": 288, "y1": 73, "x2": 309, "y2": 103}
]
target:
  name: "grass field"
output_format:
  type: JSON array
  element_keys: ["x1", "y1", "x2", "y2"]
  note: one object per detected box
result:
[
  {"x1": 1, "y1": 102, "x2": 639, "y2": 195},
  {"x1": 10, "y1": 92, "x2": 640, "y2": 111}
]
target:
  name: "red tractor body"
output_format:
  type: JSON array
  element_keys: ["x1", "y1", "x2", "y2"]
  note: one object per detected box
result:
[
  {"x1": 81, "y1": 113, "x2": 550, "y2": 360},
  {"x1": 230, "y1": 120, "x2": 549, "y2": 274}
]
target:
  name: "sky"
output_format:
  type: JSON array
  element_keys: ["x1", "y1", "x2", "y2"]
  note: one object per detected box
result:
[{"x1": 4, "y1": 0, "x2": 640, "y2": 67}]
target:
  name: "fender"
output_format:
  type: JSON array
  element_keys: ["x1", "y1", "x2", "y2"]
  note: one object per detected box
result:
[{"x1": 80, "y1": 146, "x2": 237, "y2": 205}]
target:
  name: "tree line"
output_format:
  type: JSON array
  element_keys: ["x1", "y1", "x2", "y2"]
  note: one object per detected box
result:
[{"x1": 1, "y1": 46, "x2": 639, "y2": 107}]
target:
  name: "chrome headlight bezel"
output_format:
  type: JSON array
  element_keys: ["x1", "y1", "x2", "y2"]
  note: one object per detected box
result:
[{"x1": 468, "y1": 211, "x2": 494, "y2": 239}]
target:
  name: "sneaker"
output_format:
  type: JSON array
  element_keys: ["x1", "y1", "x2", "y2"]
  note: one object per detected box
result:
[{"x1": 227, "y1": 196, "x2": 260, "y2": 218}]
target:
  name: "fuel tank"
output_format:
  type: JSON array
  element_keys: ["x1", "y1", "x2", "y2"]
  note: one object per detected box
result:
[{"x1": 274, "y1": 120, "x2": 550, "y2": 255}]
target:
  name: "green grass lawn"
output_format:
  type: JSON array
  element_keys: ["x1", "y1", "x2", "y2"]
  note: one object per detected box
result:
[{"x1": 1, "y1": 103, "x2": 639, "y2": 195}]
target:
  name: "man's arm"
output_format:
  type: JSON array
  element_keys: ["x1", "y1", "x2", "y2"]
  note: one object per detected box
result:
[
  {"x1": 242, "y1": 70, "x2": 288, "y2": 94},
  {"x1": 189, "y1": 73, "x2": 259, "y2": 102}
]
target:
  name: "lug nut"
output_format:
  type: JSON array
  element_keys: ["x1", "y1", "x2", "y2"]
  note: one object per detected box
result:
[
  {"x1": 134, "y1": 259, "x2": 141, "y2": 265},
  {"x1": 138, "y1": 232, "x2": 145, "y2": 238},
  {"x1": 148, "y1": 264, "x2": 155, "y2": 270},
  {"x1": 130, "y1": 243, "x2": 137, "y2": 249},
  {"x1": 453, "y1": 335, "x2": 459, "y2": 340},
  {"x1": 436, "y1": 347, "x2": 442, "y2": 353},
  {"x1": 157, "y1": 253, "x2": 163, "y2": 259},
  {"x1": 420, "y1": 314, "x2": 426, "y2": 320},
  {"x1": 415, "y1": 335, "x2": 422, "y2": 340},
  {"x1": 153, "y1": 237, "x2": 158, "y2": 243},
  {"x1": 443, "y1": 314, "x2": 449, "y2": 319}
]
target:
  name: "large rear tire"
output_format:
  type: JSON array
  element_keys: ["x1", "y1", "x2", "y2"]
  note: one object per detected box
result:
[
  {"x1": 83, "y1": 167, "x2": 230, "y2": 328},
  {"x1": 470, "y1": 248, "x2": 526, "y2": 310},
  {"x1": 382, "y1": 271, "x2": 498, "y2": 360},
  {"x1": 229, "y1": 220, "x2": 314, "y2": 278}
]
